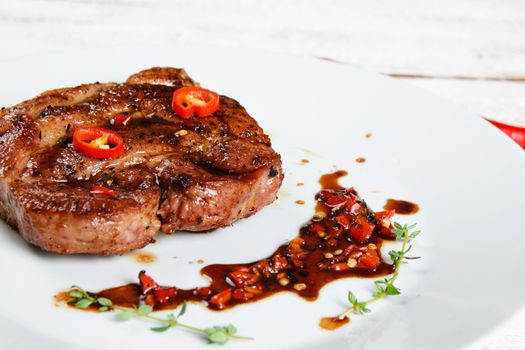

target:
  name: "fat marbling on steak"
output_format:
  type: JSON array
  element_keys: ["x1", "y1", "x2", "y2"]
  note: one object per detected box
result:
[{"x1": 0, "y1": 67, "x2": 283, "y2": 255}]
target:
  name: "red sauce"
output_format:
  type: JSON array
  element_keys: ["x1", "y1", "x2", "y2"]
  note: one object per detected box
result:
[
  {"x1": 319, "y1": 170, "x2": 347, "y2": 190},
  {"x1": 384, "y1": 199, "x2": 419, "y2": 215},
  {"x1": 133, "y1": 252, "x2": 156, "y2": 264},
  {"x1": 60, "y1": 171, "x2": 396, "y2": 312},
  {"x1": 319, "y1": 316, "x2": 350, "y2": 330}
]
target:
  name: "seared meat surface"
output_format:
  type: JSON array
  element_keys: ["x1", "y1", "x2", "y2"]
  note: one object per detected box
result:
[{"x1": 0, "y1": 68, "x2": 283, "y2": 255}]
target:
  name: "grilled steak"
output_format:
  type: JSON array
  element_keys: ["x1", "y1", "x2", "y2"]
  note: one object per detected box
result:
[{"x1": 0, "y1": 67, "x2": 283, "y2": 255}]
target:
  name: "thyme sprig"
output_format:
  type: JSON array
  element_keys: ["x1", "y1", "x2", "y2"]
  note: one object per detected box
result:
[
  {"x1": 68, "y1": 287, "x2": 253, "y2": 345},
  {"x1": 338, "y1": 222, "x2": 420, "y2": 319}
]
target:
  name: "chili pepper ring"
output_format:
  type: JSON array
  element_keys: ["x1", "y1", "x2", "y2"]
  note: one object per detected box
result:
[{"x1": 73, "y1": 126, "x2": 125, "y2": 159}]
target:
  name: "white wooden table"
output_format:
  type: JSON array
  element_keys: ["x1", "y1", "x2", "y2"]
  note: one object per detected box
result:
[{"x1": 1, "y1": 0, "x2": 524, "y2": 348}]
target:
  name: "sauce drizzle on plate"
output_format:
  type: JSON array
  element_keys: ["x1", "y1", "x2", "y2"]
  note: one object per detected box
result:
[
  {"x1": 384, "y1": 199, "x2": 419, "y2": 215},
  {"x1": 60, "y1": 171, "x2": 415, "y2": 316}
]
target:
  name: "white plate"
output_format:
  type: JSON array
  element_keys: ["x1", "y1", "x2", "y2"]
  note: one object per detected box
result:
[{"x1": 0, "y1": 47, "x2": 524, "y2": 350}]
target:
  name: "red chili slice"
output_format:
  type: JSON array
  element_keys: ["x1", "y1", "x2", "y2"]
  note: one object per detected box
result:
[
  {"x1": 244, "y1": 285, "x2": 263, "y2": 295},
  {"x1": 375, "y1": 210, "x2": 396, "y2": 239},
  {"x1": 90, "y1": 185, "x2": 116, "y2": 196},
  {"x1": 349, "y1": 217, "x2": 375, "y2": 243},
  {"x1": 208, "y1": 288, "x2": 232, "y2": 309},
  {"x1": 348, "y1": 202, "x2": 362, "y2": 215},
  {"x1": 330, "y1": 263, "x2": 350, "y2": 271},
  {"x1": 317, "y1": 189, "x2": 336, "y2": 201},
  {"x1": 232, "y1": 288, "x2": 245, "y2": 301},
  {"x1": 358, "y1": 250, "x2": 380, "y2": 269},
  {"x1": 138, "y1": 271, "x2": 159, "y2": 295},
  {"x1": 111, "y1": 113, "x2": 132, "y2": 127},
  {"x1": 195, "y1": 287, "x2": 213, "y2": 298},
  {"x1": 374, "y1": 210, "x2": 395, "y2": 223},
  {"x1": 153, "y1": 287, "x2": 177, "y2": 304},
  {"x1": 335, "y1": 214, "x2": 351, "y2": 228},
  {"x1": 308, "y1": 223, "x2": 326, "y2": 233},
  {"x1": 228, "y1": 270, "x2": 259, "y2": 288},
  {"x1": 172, "y1": 87, "x2": 220, "y2": 118},
  {"x1": 326, "y1": 195, "x2": 346, "y2": 207},
  {"x1": 73, "y1": 126, "x2": 124, "y2": 159},
  {"x1": 272, "y1": 255, "x2": 289, "y2": 270}
]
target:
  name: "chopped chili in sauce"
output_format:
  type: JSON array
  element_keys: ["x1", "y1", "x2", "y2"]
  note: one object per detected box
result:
[
  {"x1": 111, "y1": 113, "x2": 132, "y2": 127},
  {"x1": 62, "y1": 171, "x2": 406, "y2": 312}
]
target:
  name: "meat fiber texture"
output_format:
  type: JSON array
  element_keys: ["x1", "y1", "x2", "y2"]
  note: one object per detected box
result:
[{"x1": 0, "y1": 67, "x2": 283, "y2": 255}]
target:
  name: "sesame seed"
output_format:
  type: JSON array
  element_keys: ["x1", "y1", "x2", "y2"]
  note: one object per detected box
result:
[
  {"x1": 347, "y1": 258, "x2": 358, "y2": 268},
  {"x1": 315, "y1": 211, "x2": 327, "y2": 219},
  {"x1": 334, "y1": 249, "x2": 343, "y2": 255},
  {"x1": 176, "y1": 130, "x2": 188, "y2": 136},
  {"x1": 318, "y1": 231, "x2": 326, "y2": 238},
  {"x1": 279, "y1": 278, "x2": 290, "y2": 286},
  {"x1": 368, "y1": 243, "x2": 377, "y2": 250},
  {"x1": 293, "y1": 283, "x2": 307, "y2": 291},
  {"x1": 277, "y1": 272, "x2": 287, "y2": 279},
  {"x1": 324, "y1": 253, "x2": 334, "y2": 259}
]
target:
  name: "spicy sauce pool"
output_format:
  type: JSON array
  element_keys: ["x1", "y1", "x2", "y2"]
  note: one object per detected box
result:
[{"x1": 61, "y1": 171, "x2": 402, "y2": 312}]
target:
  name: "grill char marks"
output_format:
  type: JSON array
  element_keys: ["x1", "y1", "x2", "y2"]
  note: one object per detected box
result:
[{"x1": 0, "y1": 67, "x2": 283, "y2": 255}]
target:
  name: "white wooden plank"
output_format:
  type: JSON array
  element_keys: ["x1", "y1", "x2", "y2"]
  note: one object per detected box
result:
[
  {"x1": 1, "y1": 0, "x2": 525, "y2": 123},
  {"x1": 396, "y1": 77, "x2": 525, "y2": 126},
  {"x1": 0, "y1": 0, "x2": 525, "y2": 78}
]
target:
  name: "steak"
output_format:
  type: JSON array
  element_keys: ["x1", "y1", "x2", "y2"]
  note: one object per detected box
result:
[{"x1": 0, "y1": 67, "x2": 283, "y2": 255}]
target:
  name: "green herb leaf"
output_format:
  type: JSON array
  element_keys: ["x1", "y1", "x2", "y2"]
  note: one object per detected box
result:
[
  {"x1": 69, "y1": 291, "x2": 84, "y2": 299},
  {"x1": 207, "y1": 330, "x2": 228, "y2": 345},
  {"x1": 74, "y1": 299, "x2": 93, "y2": 309},
  {"x1": 225, "y1": 324, "x2": 237, "y2": 335},
  {"x1": 99, "y1": 306, "x2": 109, "y2": 312},
  {"x1": 348, "y1": 291, "x2": 357, "y2": 305},
  {"x1": 388, "y1": 250, "x2": 403, "y2": 264},
  {"x1": 372, "y1": 283, "x2": 385, "y2": 297},
  {"x1": 115, "y1": 311, "x2": 133, "y2": 321},
  {"x1": 138, "y1": 304, "x2": 153, "y2": 315},
  {"x1": 151, "y1": 325, "x2": 171, "y2": 333},
  {"x1": 409, "y1": 230, "x2": 420, "y2": 240},
  {"x1": 177, "y1": 301, "x2": 187, "y2": 318},
  {"x1": 97, "y1": 297, "x2": 113, "y2": 307},
  {"x1": 391, "y1": 228, "x2": 405, "y2": 240},
  {"x1": 356, "y1": 302, "x2": 370, "y2": 314},
  {"x1": 385, "y1": 284, "x2": 401, "y2": 295},
  {"x1": 70, "y1": 285, "x2": 85, "y2": 292}
]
